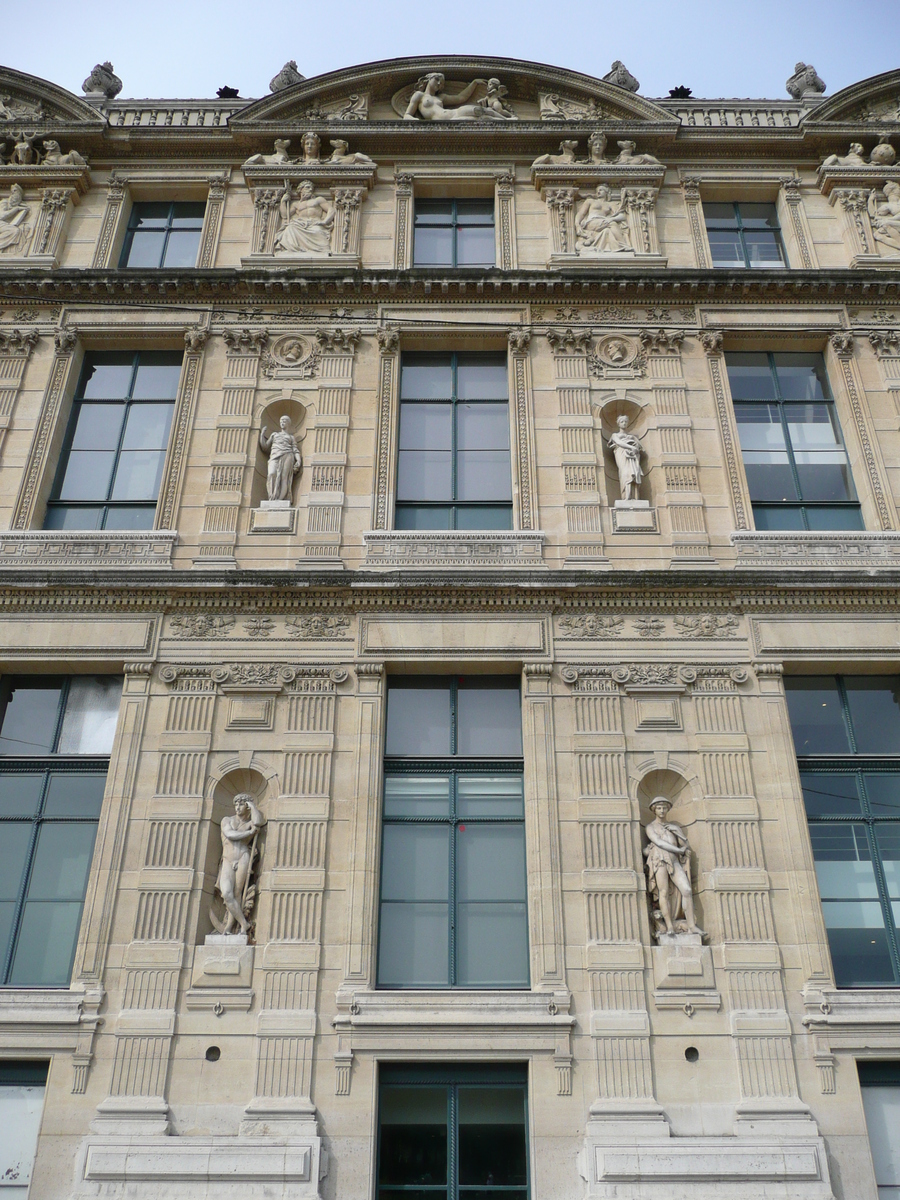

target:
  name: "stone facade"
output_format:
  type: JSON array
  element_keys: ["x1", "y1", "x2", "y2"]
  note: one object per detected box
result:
[{"x1": 0, "y1": 53, "x2": 898, "y2": 1200}]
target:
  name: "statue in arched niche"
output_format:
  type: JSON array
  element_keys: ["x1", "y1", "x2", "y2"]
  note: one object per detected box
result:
[
  {"x1": 643, "y1": 797, "x2": 705, "y2": 939},
  {"x1": 211, "y1": 794, "x2": 266, "y2": 938}
]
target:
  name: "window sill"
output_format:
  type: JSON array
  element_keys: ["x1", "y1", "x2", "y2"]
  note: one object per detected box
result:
[
  {"x1": 0, "y1": 530, "x2": 178, "y2": 569},
  {"x1": 362, "y1": 529, "x2": 546, "y2": 569},
  {"x1": 731, "y1": 530, "x2": 900, "y2": 568}
]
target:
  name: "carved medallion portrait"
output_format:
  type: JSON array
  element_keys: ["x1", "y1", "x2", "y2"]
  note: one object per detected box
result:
[
  {"x1": 261, "y1": 334, "x2": 320, "y2": 379},
  {"x1": 595, "y1": 335, "x2": 638, "y2": 367}
]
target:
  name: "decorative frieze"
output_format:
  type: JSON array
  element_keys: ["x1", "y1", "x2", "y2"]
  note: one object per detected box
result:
[{"x1": 362, "y1": 530, "x2": 546, "y2": 569}]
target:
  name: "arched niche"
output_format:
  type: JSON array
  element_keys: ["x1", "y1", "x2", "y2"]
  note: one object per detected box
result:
[
  {"x1": 594, "y1": 393, "x2": 654, "y2": 505},
  {"x1": 635, "y1": 766, "x2": 694, "y2": 821},
  {"x1": 251, "y1": 392, "x2": 310, "y2": 509},
  {"x1": 196, "y1": 764, "x2": 276, "y2": 942}
]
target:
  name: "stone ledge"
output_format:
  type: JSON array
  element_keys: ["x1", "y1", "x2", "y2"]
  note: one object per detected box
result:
[
  {"x1": 362, "y1": 530, "x2": 546, "y2": 569},
  {"x1": 732, "y1": 530, "x2": 900, "y2": 568},
  {"x1": 588, "y1": 1137, "x2": 829, "y2": 1186},
  {"x1": 82, "y1": 1137, "x2": 318, "y2": 1184},
  {"x1": 0, "y1": 530, "x2": 178, "y2": 568}
]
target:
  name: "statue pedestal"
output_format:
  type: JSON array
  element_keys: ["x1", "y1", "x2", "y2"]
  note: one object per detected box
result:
[
  {"x1": 613, "y1": 500, "x2": 657, "y2": 532},
  {"x1": 185, "y1": 934, "x2": 254, "y2": 1011},
  {"x1": 250, "y1": 501, "x2": 297, "y2": 533},
  {"x1": 651, "y1": 931, "x2": 719, "y2": 1009}
]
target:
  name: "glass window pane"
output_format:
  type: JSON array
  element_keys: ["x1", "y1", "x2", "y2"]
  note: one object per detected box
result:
[
  {"x1": 81, "y1": 356, "x2": 135, "y2": 399},
  {"x1": 738, "y1": 203, "x2": 780, "y2": 229},
  {"x1": 25, "y1": 822, "x2": 96, "y2": 900},
  {"x1": 457, "y1": 226, "x2": 495, "y2": 266},
  {"x1": 456, "y1": 902, "x2": 529, "y2": 986},
  {"x1": 414, "y1": 227, "x2": 454, "y2": 265},
  {"x1": 381, "y1": 825, "x2": 449, "y2": 902},
  {"x1": 454, "y1": 505, "x2": 513, "y2": 530},
  {"x1": 0, "y1": 774, "x2": 44, "y2": 817},
  {"x1": 58, "y1": 451, "x2": 116, "y2": 501},
  {"x1": 726, "y1": 355, "x2": 777, "y2": 400},
  {"x1": 130, "y1": 202, "x2": 171, "y2": 228},
  {"x1": 386, "y1": 684, "x2": 451, "y2": 756},
  {"x1": 161, "y1": 229, "x2": 202, "y2": 268},
  {"x1": 70, "y1": 403, "x2": 125, "y2": 451},
  {"x1": 785, "y1": 404, "x2": 841, "y2": 450},
  {"x1": 785, "y1": 677, "x2": 851, "y2": 755},
  {"x1": 823, "y1": 912, "x2": 894, "y2": 986},
  {"x1": 399, "y1": 404, "x2": 452, "y2": 450},
  {"x1": 795, "y1": 459, "x2": 855, "y2": 503},
  {"x1": 799, "y1": 771, "x2": 861, "y2": 816},
  {"x1": 43, "y1": 772, "x2": 107, "y2": 818},
  {"x1": 378, "y1": 902, "x2": 449, "y2": 987},
  {"x1": 861, "y1": 1086, "x2": 900, "y2": 1191},
  {"x1": 394, "y1": 505, "x2": 453, "y2": 530},
  {"x1": 743, "y1": 230, "x2": 785, "y2": 267},
  {"x1": 101, "y1": 506, "x2": 157, "y2": 530},
  {"x1": 458, "y1": 775, "x2": 524, "y2": 817},
  {"x1": 397, "y1": 448, "x2": 454, "y2": 501},
  {"x1": 707, "y1": 229, "x2": 746, "y2": 267},
  {"x1": 774, "y1": 355, "x2": 829, "y2": 400},
  {"x1": 865, "y1": 775, "x2": 900, "y2": 816},
  {"x1": 457, "y1": 682, "x2": 522, "y2": 757},
  {"x1": 704, "y1": 203, "x2": 739, "y2": 226},
  {"x1": 458, "y1": 1087, "x2": 526, "y2": 1187},
  {"x1": 121, "y1": 403, "x2": 174, "y2": 450},
  {"x1": 0, "y1": 1081, "x2": 46, "y2": 1193},
  {"x1": 414, "y1": 201, "x2": 453, "y2": 224},
  {"x1": 457, "y1": 825, "x2": 526, "y2": 901},
  {"x1": 0, "y1": 684, "x2": 62, "y2": 755},
  {"x1": 378, "y1": 1086, "x2": 448, "y2": 1186},
  {"x1": 110, "y1": 450, "x2": 167, "y2": 501},
  {"x1": 455, "y1": 201, "x2": 495, "y2": 224},
  {"x1": 0, "y1": 822, "x2": 33, "y2": 897},
  {"x1": 123, "y1": 230, "x2": 166, "y2": 267},
  {"x1": 401, "y1": 359, "x2": 453, "y2": 399},
  {"x1": 735, "y1": 403, "x2": 787, "y2": 450},
  {"x1": 457, "y1": 404, "x2": 509, "y2": 449},
  {"x1": 845, "y1": 678, "x2": 900, "y2": 754},
  {"x1": 876, "y1": 824, "x2": 900, "y2": 898},
  {"x1": 804, "y1": 506, "x2": 864, "y2": 531},
  {"x1": 43, "y1": 506, "x2": 104, "y2": 530},
  {"x1": 456, "y1": 451, "x2": 512, "y2": 502},
  {"x1": 752, "y1": 505, "x2": 806, "y2": 530},
  {"x1": 456, "y1": 359, "x2": 508, "y2": 400},
  {"x1": 383, "y1": 775, "x2": 451, "y2": 818},
  {"x1": 8, "y1": 901, "x2": 85, "y2": 986},
  {"x1": 743, "y1": 456, "x2": 798, "y2": 502},
  {"x1": 130, "y1": 354, "x2": 182, "y2": 399},
  {"x1": 0, "y1": 902, "x2": 16, "y2": 980},
  {"x1": 170, "y1": 202, "x2": 206, "y2": 226}
]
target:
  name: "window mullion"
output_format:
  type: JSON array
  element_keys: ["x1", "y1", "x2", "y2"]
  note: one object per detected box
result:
[
  {"x1": 102, "y1": 352, "x2": 140, "y2": 528},
  {"x1": 449, "y1": 1083, "x2": 459, "y2": 1200},
  {"x1": 2, "y1": 771, "x2": 47, "y2": 985}
]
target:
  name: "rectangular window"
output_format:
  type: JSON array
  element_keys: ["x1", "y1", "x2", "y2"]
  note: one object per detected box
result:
[
  {"x1": 414, "y1": 200, "x2": 495, "y2": 267},
  {"x1": 377, "y1": 1063, "x2": 529, "y2": 1200},
  {"x1": 0, "y1": 675, "x2": 121, "y2": 987},
  {"x1": 397, "y1": 353, "x2": 512, "y2": 531},
  {"x1": 119, "y1": 201, "x2": 206, "y2": 269},
  {"x1": 45, "y1": 350, "x2": 182, "y2": 531},
  {"x1": 0, "y1": 1061, "x2": 48, "y2": 1199},
  {"x1": 726, "y1": 352, "x2": 862, "y2": 531},
  {"x1": 378, "y1": 676, "x2": 527, "y2": 989},
  {"x1": 786, "y1": 675, "x2": 900, "y2": 987},
  {"x1": 859, "y1": 1062, "x2": 900, "y2": 1199},
  {"x1": 704, "y1": 201, "x2": 787, "y2": 269}
]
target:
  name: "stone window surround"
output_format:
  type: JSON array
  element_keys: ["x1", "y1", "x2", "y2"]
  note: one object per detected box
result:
[
  {"x1": 680, "y1": 169, "x2": 818, "y2": 271},
  {"x1": 10, "y1": 316, "x2": 208, "y2": 542},
  {"x1": 702, "y1": 327, "x2": 896, "y2": 535},
  {"x1": 393, "y1": 162, "x2": 518, "y2": 271},
  {"x1": 91, "y1": 168, "x2": 230, "y2": 270}
]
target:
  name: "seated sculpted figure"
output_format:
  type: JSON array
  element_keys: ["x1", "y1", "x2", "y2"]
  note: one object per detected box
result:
[
  {"x1": 482, "y1": 78, "x2": 516, "y2": 119},
  {"x1": 575, "y1": 185, "x2": 632, "y2": 254},
  {"x1": 274, "y1": 180, "x2": 333, "y2": 255},
  {"x1": 404, "y1": 73, "x2": 516, "y2": 121},
  {"x1": 0, "y1": 185, "x2": 31, "y2": 253},
  {"x1": 532, "y1": 140, "x2": 580, "y2": 167},
  {"x1": 613, "y1": 139, "x2": 660, "y2": 166},
  {"x1": 869, "y1": 182, "x2": 900, "y2": 255},
  {"x1": 643, "y1": 797, "x2": 704, "y2": 938},
  {"x1": 40, "y1": 139, "x2": 87, "y2": 168},
  {"x1": 821, "y1": 142, "x2": 867, "y2": 169}
]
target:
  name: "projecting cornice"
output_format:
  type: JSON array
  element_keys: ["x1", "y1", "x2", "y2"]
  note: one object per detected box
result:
[{"x1": 0, "y1": 66, "x2": 106, "y2": 131}]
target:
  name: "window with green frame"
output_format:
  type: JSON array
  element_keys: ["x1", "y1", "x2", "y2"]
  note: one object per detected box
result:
[
  {"x1": 0, "y1": 1061, "x2": 48, "y2": 1200},
  {"x1": 378, "y1": 676, "x2": 527, "y2": 989},
  {"x1": 119, "y1": 201, "x2": 206, "y2": 268},
  {"x1": 858, "y1": 1062, "x2": 900, "y2": 1198},
  {"x1": 703, "y1": 201, "x2": 787, "y2": 269},
  {"x1": 45, "y1": 350, "x2": 182, "y2": 531},
  {"x1": 785, "y1": 675, "x2": 900, "y2": 987},
  {"x1": 396, "y1": 353, "x2": 512, "y2": 531},
  {"x1": 726, "y1": 352, "x2": 863, "y2": 531},
  {"x1": 377, "y1": 1063, "x2": 529, "y2": 1200},
  {"x1": 0, "y1": 675, "x2": 121, "y2": 987},
  {"x1": 413, "y1": 200, "x2": 495, "y2": 267}
]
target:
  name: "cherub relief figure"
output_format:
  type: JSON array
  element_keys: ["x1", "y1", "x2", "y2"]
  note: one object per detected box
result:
[
  {"x1": 274, "y1": 180, "x2": 334, "y2": 255},
  {"x1": 643, "y1": 797, "x2": 704, "y2": 938},
  {"x1": 574, "y1": 184, "x2": 632, "y2": 254},
  {"x1": 482, "y1": 78, "x2": 516, "y2": 119},
  {"x1": 403, "y1": 73, "x2": 517, "y2": 121},
  {"x1": 869, "y1": 182, "x2": 900, "y2": 255}
]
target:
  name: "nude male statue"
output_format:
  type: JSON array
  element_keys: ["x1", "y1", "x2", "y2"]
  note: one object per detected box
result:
[{"x1": 215, "y1": 793, "x2": 266, "y2": 936}]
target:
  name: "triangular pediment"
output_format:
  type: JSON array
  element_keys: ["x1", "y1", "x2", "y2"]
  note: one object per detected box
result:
[
  {"x1": 803, "y1": 68, "x2": 900, "y2": 127},
  {"x1": 0, "y1": 66, "x2": 106, "y2": 129},
  {"x1": 230, "y1": 56, "x2": 679, "y2": 129}
]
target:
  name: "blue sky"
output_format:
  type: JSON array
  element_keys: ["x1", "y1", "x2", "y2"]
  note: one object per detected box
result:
[{"x1": 13, "y1": 0, "x2": 900, "y2": 101}]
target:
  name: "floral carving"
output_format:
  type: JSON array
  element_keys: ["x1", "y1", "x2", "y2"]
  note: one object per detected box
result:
[
  {"x1": 170, "y1": 613, "x2": 235, "y2": 639},
  {"x1": 214, "y1": 664, "x2": 296, "y2": 688},
  {"x1": 674, "y1": 614, "x2": 739, "y2": 638},
  {"x1": 634, "y1": 616, "x2": 665, "y2": 637},
  {"x1": 286, "y1": 614, "x2": 351, "y2": 639},
  {"x1": 244, "y1": 616, "x2": 275, "y2": 638},
  {"x1": 613, "y1": 664, "x2": 680, "y2": 686},
  {"x1": 557, "y1": 614, "x2": 623, "y2": 638}
]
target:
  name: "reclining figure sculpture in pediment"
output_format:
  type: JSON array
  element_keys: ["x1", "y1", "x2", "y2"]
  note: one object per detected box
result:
[{"x1": 403, "y1": 72, "x2": 517, "y2": 121}]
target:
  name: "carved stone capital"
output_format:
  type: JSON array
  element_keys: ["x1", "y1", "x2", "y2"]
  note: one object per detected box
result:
[
  {"x1": 376, "y1": 327, "x2": 399, "y2": 354},
  {"x1": 545, "y1": 187, "x2": 575, "y2": 210},
  {"x1": 869, "y1": 330, "x2": 900, "y2": 357},
  {"x1": 222, "y1": 327, "x2": 269, "y2": 354},
  {"x1": 681, "y1": 177, "x2": 702, "y2": 201},
  {"x1": 316, "y1": 327, "x2": 360, "y2": 355},
  {"x1": 640, "y1": 328, "x2": 685, "y2": 354},
  {"x1": 53, "y1": 327, "x2": 78, "y2": 353},
  {"x1": 830, "y1": 331, "x2": 855, "y2": 357},
  {"x1": 508, "y1": 329, "x2": 532, "y2": 355},
  {"x1": 546, "y1": 327, "x2": 592, "y2": 354},
  {"x1": 184, "y1": 328, "x2": 209, "y2": 353},
  {"x1": 0, "y1": 328, "x2": 39, "y2": 356},
  {"x1": 699, "y1": 330, "x2": 724, "y2": 356},
  {"x1": 394, "y1": 172, "x2": 414, "y2": 196}
]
